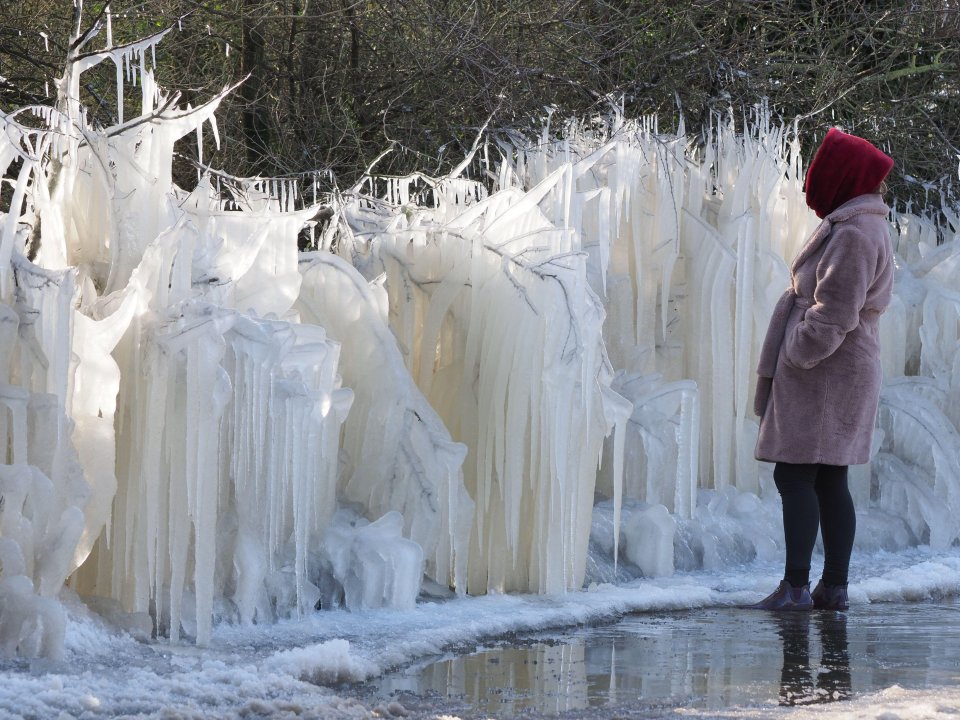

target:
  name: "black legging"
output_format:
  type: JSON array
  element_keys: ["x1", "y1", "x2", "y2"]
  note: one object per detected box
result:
[{"x1": 774, "y1": 462, "x2": 855, "y2": 588}]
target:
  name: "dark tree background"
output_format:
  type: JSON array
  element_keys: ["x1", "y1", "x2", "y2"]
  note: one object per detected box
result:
[{"x1": 2, "y1": 1, "x2": 958, "y2": 209}]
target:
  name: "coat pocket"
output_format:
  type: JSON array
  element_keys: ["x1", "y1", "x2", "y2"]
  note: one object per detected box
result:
[
  {"x1": 829, "y1": 360, "x2": 881, "y2": 429},
  {"x1": 778, "y1": 306, "x2": 806, "y2": 370},
  {"x1": 754, "y1": 376, "x2": 772, "y2": 416}
]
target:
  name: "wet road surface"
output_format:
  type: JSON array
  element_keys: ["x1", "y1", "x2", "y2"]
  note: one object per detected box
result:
[{"x1": 361, "y1": 600, "x2": 960, "y2": 718}]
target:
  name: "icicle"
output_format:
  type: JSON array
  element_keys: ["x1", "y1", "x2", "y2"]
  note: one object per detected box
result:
[{"x1": 115, "y1": 56, "x2": 124, "y2": 125}]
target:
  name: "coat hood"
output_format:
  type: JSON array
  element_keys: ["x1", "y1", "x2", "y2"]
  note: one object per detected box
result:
[{"x1": 805, "y1": 128, "x2": 893, "y2": 219}]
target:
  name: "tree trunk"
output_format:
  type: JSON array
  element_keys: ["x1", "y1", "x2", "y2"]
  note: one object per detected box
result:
[{"x1": 241, "y1": 0, "x2": 272, "y2": 169}]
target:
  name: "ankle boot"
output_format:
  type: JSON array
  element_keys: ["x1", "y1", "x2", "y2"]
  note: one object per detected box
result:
[
  {"x1": 746, "y1": 580, "x2": 813, "y2": 611},
  {"x1": 811, "y1": 580, "x2": 849, "y2": 611}
]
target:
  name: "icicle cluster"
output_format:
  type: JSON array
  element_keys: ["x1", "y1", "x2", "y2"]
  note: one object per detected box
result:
[
  {"x1": 296, "y1": 252, "x2": 472, "y2": 593},
  {"x1": 0, "y1": 260, "x2": 86, "y2": 660},
  {"x1": 507, "y1": 109, "x2": 817, "y2": 505},
  {"x1": 871, "y1": 207, "x2": 960, "y2": 548},
  {"x1": 0, "y1": 9, "x2": 468, "y2": 653},
  {"x1": 336, "y1": 171, "x2": 630, "y2": 594}
]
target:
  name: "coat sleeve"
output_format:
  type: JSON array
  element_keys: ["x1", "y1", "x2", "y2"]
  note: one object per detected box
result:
[{"x1": 781, "y1": 225, "x2": 879, "y2": 370}]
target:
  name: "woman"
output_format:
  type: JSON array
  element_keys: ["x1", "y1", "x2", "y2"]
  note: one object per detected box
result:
[{"x1": 750, "y1": 128, "x2": 894, "y2": 611}]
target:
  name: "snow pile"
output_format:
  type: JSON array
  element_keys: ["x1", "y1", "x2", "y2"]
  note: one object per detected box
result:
[{"x1": 263, "y1": 638, "x2": 378, "y2": 685}]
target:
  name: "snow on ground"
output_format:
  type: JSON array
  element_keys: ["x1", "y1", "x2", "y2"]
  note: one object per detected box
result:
[
  {"x1": 690, "y1": 685, "x2": 960, "y2": 720},
  {"x1": 2, "y1": 547, "x2": 960, "y2": 719},
  {"x1": 421, "y1": 686, "x2": 960, "y2": 720}
]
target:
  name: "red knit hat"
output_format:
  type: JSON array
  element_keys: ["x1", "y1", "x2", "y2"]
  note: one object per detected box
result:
[{"x1": 805, "y1": 128, "x2": 893, "y2": 218}]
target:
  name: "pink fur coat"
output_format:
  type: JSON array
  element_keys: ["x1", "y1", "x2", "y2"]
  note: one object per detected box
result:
[{"x1": 754, "y1": 193, "x2": 894, "y2": 466}]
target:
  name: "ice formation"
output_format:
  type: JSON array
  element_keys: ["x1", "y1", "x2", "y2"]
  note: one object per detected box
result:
[
  {"x1": 296, "y1": 252, "x2": 472, "y2": 593},
  {"x1": 336, "y1": 169, "x2": 630, "y2": 595},
  {"x1": 621, "y1": 503, "x2": 676, "y2": 578},
  {"x1": 3, "y1": 8, "x2": 960, "y2": 660},
  {"x1": 3, "y1": 11, "x2": 407, "y2": 651},
  {"x1": 318, "y1": 510, "x2": 424, "y2": 612}
]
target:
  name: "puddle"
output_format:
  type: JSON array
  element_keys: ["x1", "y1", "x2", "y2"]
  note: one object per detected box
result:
[{"x1": 365, "y1": 601, "x2": 960, "y2": 717}]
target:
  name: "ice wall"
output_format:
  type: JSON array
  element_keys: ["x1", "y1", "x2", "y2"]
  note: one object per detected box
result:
[
  {"x1": 336, "y1": 172, "x2": 631, "y2": 594},
  {"x1": 498, "y1": 109, "x2": 960, "y2": 575},
  {"x1": 872, "y1": 211, "x2": 960, "y2": 549},
  {"x1": 507, "y1": 110, "x2": 817, "y2": 502},
  {"x1": 2, "y1": 7, "x2": 509, "y2": 652},
  {"x1": 0, "y1": 14, "x2": 425, "y2": 653},
  {"x1": 0, "y1": 111, "x2": 95, "y2": 660},
  {"x1": 296, "y1": 252, "x2": 472, "y2": 593},
  {"x1": 58, "y1": 123, "x2": 360, "y2": 645}
]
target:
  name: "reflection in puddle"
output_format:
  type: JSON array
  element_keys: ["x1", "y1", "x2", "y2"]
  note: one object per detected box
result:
[
  {"x1": 371, "y1": 603, "x2": 960, "y2": 717},
  {"x1": 418, "y1": 643, "x2": 591, "y2": 716},
  {"x1": 775, "y1": 613, "x2": 851, "y2": 706}
]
